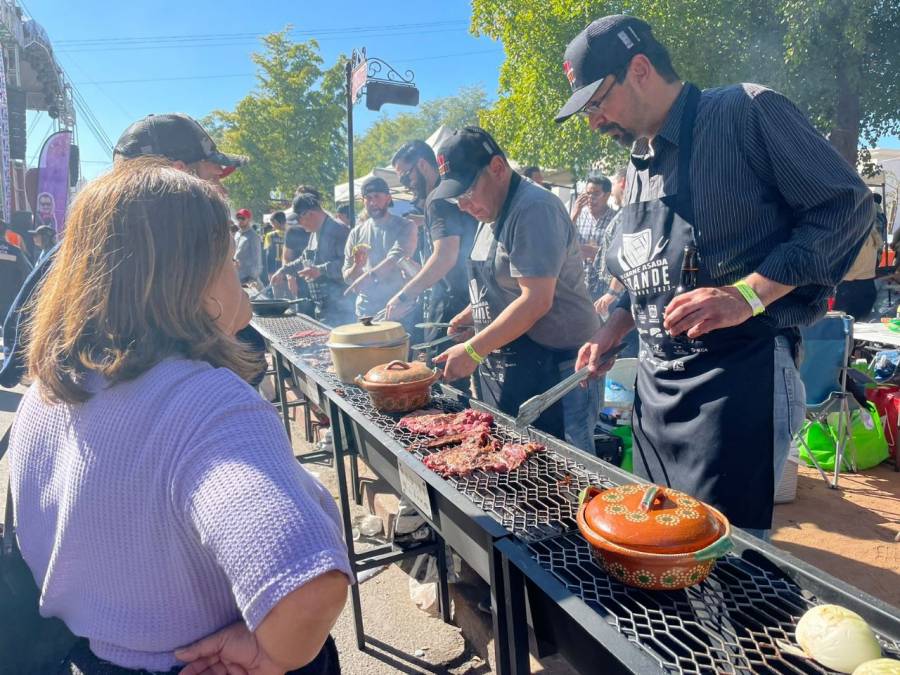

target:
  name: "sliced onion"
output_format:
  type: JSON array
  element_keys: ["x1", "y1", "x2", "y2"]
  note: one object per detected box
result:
[
  {"x1": 853, "y1": 659, "x2": 900, "y2": 675},
  {"x1": 795, "y1": 604, "x2": 882, "y2": 673}
]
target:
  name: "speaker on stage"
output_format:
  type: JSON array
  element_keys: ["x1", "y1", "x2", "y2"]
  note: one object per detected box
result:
[{"x1": 8, "y1": 88, "x2": 26, "y2": 161}]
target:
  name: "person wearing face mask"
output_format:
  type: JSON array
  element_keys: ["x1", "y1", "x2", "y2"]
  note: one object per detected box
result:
[
  {"x1": 384, "y1": 141, "x2": 477, "y2": 343},
  {"x1": 558, "y1": 15, "x2": 873, "y2": 537},
  {"x1": 342, "y1": 176, "x2": 417, "y2": 320},
  {"x1": 8, "y1": 158, "x2": 350, "y2": 674},
  {"x1": 430, "y1": 127, "x2": 603, "y2": 454}
]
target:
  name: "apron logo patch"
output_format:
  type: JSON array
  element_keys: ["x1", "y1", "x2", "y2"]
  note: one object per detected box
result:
[{"x1": 618, "y1": 228, "x2": 672, "y2": 297}]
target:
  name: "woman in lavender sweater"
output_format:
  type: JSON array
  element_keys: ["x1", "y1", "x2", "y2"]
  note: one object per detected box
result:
[{"x1": 8, "y1": 157, "x2": 351, "y2": 674}]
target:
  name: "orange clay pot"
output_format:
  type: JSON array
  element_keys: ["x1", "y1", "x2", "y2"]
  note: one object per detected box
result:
[{"x1": 576, "y1": 484, "x2": 733, "y2": 590}]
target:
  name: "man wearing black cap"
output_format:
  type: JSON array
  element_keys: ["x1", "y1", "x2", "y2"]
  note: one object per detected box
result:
[
  {"x1": 270, "y1": 191, "x2": 351, "y2": 324},
  {"x1": 113, "y1": 113, "x2": 247, "y2": 191},
  {"x1": 342, "y1": 176, "x2": 417, "y2": 319},
  {"x1": 384, "y1": 140, "x2": 477, "y2": 339},
  {"x1": 431, "y1": 127, "x2": 602, "y2": 453},
  {"x1": 558, "y1": 16, "x2": 873, "y2": 536},
  {"x1": 2, "y1": 113, "x2": 250, "y2": 388}
]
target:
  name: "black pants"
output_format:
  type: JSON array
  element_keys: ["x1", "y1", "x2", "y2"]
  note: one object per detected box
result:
[
  {"x1": 834, "y1": 278, "x2": 877, "y2": 321},
  {"x1": 59, "y1": 635, "x2": 340, "y2": 675}
]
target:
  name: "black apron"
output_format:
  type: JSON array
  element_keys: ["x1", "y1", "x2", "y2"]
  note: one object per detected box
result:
[
  {"x1": 467, "y1": 173, "x2": 571, "y2": 439},
  {"x1": 605, "y1": 84, "x2": 776, "y2": 529}
]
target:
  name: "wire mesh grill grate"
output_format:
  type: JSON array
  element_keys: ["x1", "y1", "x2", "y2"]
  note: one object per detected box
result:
[
  {"x1": 528, "y1": 532, "x2": 900, "y2": 675},
  {"x1": 252, "y1": 315, "x2": 616, "y2": 542}
]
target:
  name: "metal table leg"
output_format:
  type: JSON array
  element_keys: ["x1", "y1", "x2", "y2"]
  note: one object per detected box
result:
[
  {"x1": 436, "y1": 537, "x2": 452, "y2": 624},
  {"x1": 490, "y1": 545, "x2": 512, "y2": 675},
  {"x1": 350, "y1": 454, "x2": 362, "y2": 506},
  {"x1": 328, "y1": 399, "x2": 366, "y2": 650},
  {"x1": 501, "y1": 547, "x2": 531, "y2": 675},
  {"x1": 271, "y1": 349, "x2": 292, "y2": 441}
]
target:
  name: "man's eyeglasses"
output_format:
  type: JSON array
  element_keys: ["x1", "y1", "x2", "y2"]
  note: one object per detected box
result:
[
  {"x1": 398, "y1": 164, "x2": 417, "y2": 188},
  {"x1": 236, "y1": 216, "x2": 247, "y2": 221},
  {"x1": 447, "y1": 167, "x2": 486, "y2": 205},
  {"x1": 578, "y1": 77, "x2": 617, "y2": 118}
]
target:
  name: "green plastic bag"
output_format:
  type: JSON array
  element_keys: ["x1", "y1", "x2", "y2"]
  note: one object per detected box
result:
[{"x1": 798, "y1": 402, "x2": 889, "y2": 471}]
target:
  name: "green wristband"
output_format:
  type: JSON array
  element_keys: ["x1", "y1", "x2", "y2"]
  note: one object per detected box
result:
[
  {"x1": 464, "y1": 342, "x2": 484, "y2": 365},
  {"x1": 732, "y1": 280, "x2": 765, "y2": 316}
]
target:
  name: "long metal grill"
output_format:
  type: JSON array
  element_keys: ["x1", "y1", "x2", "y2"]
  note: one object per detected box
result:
[
  {"x1": 252, "y1": 315, "x2": 616, "y2": 541},
  {"x1": 256, "y1": 316, "x2": 900, "y2": 673},
  {"x1": 529, "y1": 532, "x2": 900, "y2": 675}
]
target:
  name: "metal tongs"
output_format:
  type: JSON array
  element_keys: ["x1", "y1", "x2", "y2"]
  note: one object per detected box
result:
[
  {"x1": 514, "y1": 343, "x2": 627, "y2": 429},
  {"x1": 250, "y1": 283, "x2": 274, "y2": 300},
  {"x1": 411, "y1": 323, "x2": 475, "y2": 351}
]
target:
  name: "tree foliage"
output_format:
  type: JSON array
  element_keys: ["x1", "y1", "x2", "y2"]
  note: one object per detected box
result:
[
  {"x1": 471, "y1": 0, "x2": 900, "y2": 171},
  {"x1": 203, "y1": 29, "x2": 346, "y2": 215},
  {"x1": 351, "y1": 86, "x2": 489, "y2": 177}
]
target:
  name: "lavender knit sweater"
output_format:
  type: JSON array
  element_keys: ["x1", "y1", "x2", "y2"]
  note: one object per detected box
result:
[{"x1": 8, "y1": 358, "x2": 352, "y2": 671}]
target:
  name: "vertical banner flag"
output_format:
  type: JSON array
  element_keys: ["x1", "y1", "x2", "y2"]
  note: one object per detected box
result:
[
  {"x1": 36, "y1": 130, "x2": 72, "y2": 234},
  {"x1": 0, "y1": 48, "x2": 11, "y2": 221}
]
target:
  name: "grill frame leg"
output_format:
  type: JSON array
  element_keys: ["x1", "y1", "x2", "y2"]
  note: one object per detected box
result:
[{"x1": 271, "y1": 349, "x2": 292, "y2": 442}]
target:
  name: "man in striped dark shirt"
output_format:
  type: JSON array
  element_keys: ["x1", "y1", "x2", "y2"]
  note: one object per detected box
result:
[{"x1": 563, "y1": 15, "x2": 873, "y2": 537}]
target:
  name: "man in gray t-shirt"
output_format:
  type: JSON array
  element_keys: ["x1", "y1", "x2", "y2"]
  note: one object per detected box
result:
[
  {"x1": 343, "y1": 176, "x2": 417, "y2": 318},
  {"x1": 430, "y1": 126, "x2": 601, "y2": 454}
]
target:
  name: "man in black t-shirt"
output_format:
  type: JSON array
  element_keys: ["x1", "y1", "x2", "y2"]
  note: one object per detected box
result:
[
  {"x1": 0, "y1": 220, "x2": 32, "y2": 324},
  {"x1": 385, "y1": 140, "x2": 476, "y2": 332}
]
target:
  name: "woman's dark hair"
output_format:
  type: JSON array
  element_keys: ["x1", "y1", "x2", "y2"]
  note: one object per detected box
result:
[
  {"x1": 27, "y1": 156, "x2": 259, "y2": 403},
  {"x1": 586, "y1": 176, "x2": 612, "y2": 193},
  {"x1": 873, "y1": 193, "x2": 883, "y2": 205},
  {"x1": 293, "y1": 191, "x2": 322, "y2": 216},
  {"x1": 294, "y1": 184, "x2": 323, "y2": 201},
  {"x1": 522, "y1": 166, "x2": 542, "y2": 180},
  {"x1": 337, "y1": 204, "x2": 351, "y2": 218},
  {"x1": 391, "y1": 140, "x2": 437, "y2": 171},
  {"x1": 271, "y1": 211, "x2": 286, "y2": 225}
]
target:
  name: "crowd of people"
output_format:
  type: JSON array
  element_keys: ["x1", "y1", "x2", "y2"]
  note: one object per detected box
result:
[{"x1": 0, "y1": 12, "x2": 890, "y2": 675}]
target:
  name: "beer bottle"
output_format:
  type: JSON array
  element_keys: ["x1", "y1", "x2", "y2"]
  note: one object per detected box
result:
[{"x1": 675, "y1": 244, "x2": 698, "y2": 295}]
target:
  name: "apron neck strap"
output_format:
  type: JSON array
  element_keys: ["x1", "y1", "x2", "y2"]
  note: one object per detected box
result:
[
  {"x1": 676, "y1": 83, "x2": 701, "y2": 220},
  {"x1": 493, "y1": 171, "x2": 522, "y2": 237}
]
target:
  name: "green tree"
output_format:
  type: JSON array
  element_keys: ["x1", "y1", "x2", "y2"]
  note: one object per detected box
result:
[
  {"x1": 203, "y1": 29, "x2": 346, "y2": 215},
  {"x1": 351, "y1": 86, "x2": 488, "y2": 177},
  {"x1": 471, "y1": 0, "x2": 900, "y2": 171}
]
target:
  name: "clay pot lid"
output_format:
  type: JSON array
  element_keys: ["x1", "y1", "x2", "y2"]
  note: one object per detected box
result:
[
  {"x1": 329, "y1": 317, "x2": 407, "y2": 347},
  {"x1": 362, "y1": 360, "x2": 436, "y2": 385},
  {"x1": 583, "y1": 484, "x2": 722, "y2": 555}
]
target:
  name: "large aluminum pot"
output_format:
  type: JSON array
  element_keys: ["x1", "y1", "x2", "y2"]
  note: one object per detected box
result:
[{"x1": 326, "y1": 317, "x2": 409, "y2": 384}]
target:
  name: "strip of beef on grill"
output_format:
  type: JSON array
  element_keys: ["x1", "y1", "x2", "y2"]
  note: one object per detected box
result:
[
  {"x1": 397, "y1": 409, "x2": 494, "y2": 437},
  {"x1": 422, "y1": 432, "x2": 544, "y2": 477}
]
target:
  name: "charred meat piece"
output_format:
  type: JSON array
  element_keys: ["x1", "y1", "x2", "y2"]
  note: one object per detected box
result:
[
  {"x1": 422, "y1": 433, "x2": 544, "y2": 478},
  {"x1": 397, "y1": 409, "x2": 494, "y2": 437}
]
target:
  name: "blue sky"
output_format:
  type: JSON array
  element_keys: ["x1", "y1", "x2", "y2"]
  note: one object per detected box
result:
[
  {"x1": 22, "y1": 0, "x2": 505, "y2": 180},
  {"x1": 20, "y1": 0, "x2": 900, "y2": 182}
]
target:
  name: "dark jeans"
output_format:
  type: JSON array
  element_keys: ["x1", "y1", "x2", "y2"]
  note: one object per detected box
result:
[
  {"x1": 833, "y1": 278, "x2": 877, "y2": 321},
  {"x1": 59, "y1": 635, "x2": 340, "y2": 675}
]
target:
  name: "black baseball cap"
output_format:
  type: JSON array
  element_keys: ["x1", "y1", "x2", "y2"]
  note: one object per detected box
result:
[
  {"x1": 113, "y1": 113, "x2": 248, "y2": 168},
  {"x1": 361, "y1": 176, "x2": 390, "y2": 196},
  {"x1": 555, "y1": 15, "x2": 654, "y2": 123},
  {"x1": 428, "y1": 126, "x2": 505, "y2": 203},
  {"x1": 27, "y1": 225, "x2": 55, "y2": 236}
]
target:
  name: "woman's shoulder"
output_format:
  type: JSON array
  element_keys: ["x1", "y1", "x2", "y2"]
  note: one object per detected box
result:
[{"x1": 148, "y1": 357, "x2": 265, "y2": 411}]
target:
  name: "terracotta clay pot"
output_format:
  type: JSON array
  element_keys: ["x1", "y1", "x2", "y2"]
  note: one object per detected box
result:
[
  {"x1": 577, "y1": 484, "x2": 733, "y2": 590},
  {"x1": 355, "y1": 360, "x2": 440, "y2": 413}
]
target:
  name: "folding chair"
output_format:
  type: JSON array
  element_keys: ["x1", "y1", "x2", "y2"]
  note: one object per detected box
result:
[{"x1": 794, "y1": 312, "x2": 858, "y2": 489}]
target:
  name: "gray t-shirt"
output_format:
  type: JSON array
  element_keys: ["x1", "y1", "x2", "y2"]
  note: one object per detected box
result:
[
  {"x1": 343, "y1": 214, "x2": 416, "y2": 317},
  {"x1": 470, "y1": 179, "x2": 599, "y2": 350}
]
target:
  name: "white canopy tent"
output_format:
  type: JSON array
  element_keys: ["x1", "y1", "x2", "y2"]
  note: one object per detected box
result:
[{"x1": 333, "y1": 125, "x2": 455, "y2": 204}]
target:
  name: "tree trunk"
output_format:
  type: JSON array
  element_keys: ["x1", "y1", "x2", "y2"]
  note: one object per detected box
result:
[{"x1": 829, "y1": 67, "x2": 861, "y2": 168}]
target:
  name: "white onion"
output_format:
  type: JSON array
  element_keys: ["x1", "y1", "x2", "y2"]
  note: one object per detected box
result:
[
  {"x1": 853, "y1": 659, "x2": 900, "y2": 675},
  {"x1": 796, "y1": 605, "x2": 883, "y2": 673}
]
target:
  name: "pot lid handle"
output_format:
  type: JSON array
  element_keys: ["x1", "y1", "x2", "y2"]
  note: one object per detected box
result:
[
  {"x1": 639, "y1": 485, "x2": 663, "y2": 512},
  {"x1": 360, "y1": 316, "x2": 374, "y2": 326},
  {"x1": 385, "y1": 360, "x2": 410, "y2": 370}
]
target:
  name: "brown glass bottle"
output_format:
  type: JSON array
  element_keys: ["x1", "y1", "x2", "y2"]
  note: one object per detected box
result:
[{"x1": 674, "y1": 244, "x2": 698, "y2": 295}]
